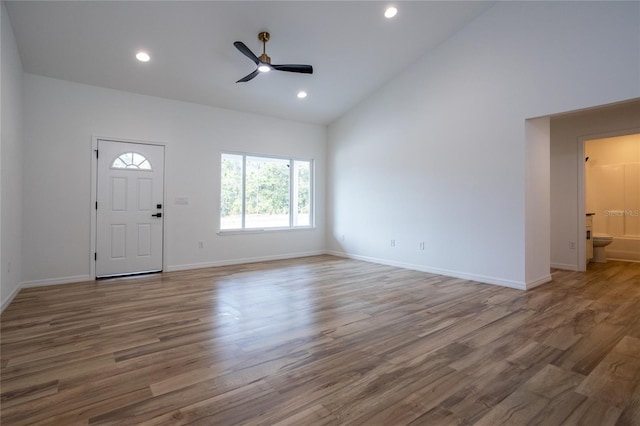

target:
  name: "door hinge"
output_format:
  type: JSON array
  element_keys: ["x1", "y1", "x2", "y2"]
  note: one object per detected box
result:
[
  {"x1": 95, "y1": 201, "x2": 98, "y2": 209},
  {"x1": 95, "y1": 149, "x2": 99, "y2": 159},
  {"x1": 94, "y1": 253, "x2": 97, "y2": 261}
]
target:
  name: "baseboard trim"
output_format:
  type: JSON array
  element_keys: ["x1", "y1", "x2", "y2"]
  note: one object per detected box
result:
[
  {"x1": 607, "y1": 250, "x2": 640, "y2": 262},
  {"x1": 10, "y1": 249, "x2": 545, "y2": 308},
  {"x1": 607, "y1": 258, "x2": 640, "y2": 263},
  {"x1": 166, "y1": 250, "x2": 327, "y2": 272},
  {"x1": 550, "y1": 262, "x2": 580, "y2": 271},
  {"x1": 16, "y1": 252, "x2": 325, "y2": 291},
  {"x1": 326, "y1": 250, "x2": 527, "y2": 290},
  {"x1": 21, "y1": 274, "x2": 94, "y2": 288},
  {"x1": 525, "y1": 274, "x2": 552, "y2": 290},
  {"x1": 1, "y1": 284, "x2": 22, "y2": 313}
]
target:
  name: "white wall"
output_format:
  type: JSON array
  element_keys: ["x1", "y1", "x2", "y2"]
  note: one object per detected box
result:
[
  {"x1": 1, "y1": 2, "x2": 24, "y2": 310},
  {"x1": 525, "y1": 117, "x2": 550, "y2": 286},
  {"x1": 22, "y1": 74, "x2": 326, "y2": 285},
  {"x1": 551, "y1": 102, "x2": 640, "y2": 270},
  {"x1": 328, "y1": 2, "x2": 640, "y2": 289}
]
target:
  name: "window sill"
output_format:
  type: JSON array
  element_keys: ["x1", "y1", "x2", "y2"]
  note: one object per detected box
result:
[{"x1": 217, "y1": 226, "x2": 315, "y2": 236}]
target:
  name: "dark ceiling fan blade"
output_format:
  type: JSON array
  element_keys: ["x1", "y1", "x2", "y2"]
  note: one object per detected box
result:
[
  {"x1": 234, "y1": 34, "x2": 313, "y2": 82},
  {"x1": 234, "y1": 41, "x2": 260, "y2": 65},
  {"x1": 236, "y1": 69, "x2": 260, "y2": 83},
  {"x1": 272, "y1": 64, "x2": 313, "y2": 74}
]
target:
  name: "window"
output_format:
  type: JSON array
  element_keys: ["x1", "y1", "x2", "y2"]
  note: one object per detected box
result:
[
  {"x1": 111, "y1": 152, "x2": 152, "y2": 170},
  {"x1": 220, "y1": 153, "x2": 313, "y2": 230}
]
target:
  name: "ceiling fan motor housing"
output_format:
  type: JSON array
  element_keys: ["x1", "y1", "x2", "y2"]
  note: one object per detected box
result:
[
  {"x1": 258, "y1": 32, "x2": 271, "y2": 64},
  {"x1": 259, "y1": 53, "x2": 271, "y2": 64}
]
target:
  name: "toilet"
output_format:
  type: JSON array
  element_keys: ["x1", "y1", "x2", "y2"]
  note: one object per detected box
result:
[{"x1": 592, "y1": 234, "x2": 613, "y2": 263}]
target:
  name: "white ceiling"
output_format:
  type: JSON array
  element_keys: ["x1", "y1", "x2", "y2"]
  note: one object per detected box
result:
[{"x1": 6, "y1": 1, "x2": 494, "y2": 125}]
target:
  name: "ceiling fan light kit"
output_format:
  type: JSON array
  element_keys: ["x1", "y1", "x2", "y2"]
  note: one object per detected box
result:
[{"x1": 234, "y1": 32, "x2": 313, "y2": 83}]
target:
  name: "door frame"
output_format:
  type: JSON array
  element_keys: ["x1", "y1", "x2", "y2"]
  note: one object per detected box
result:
[
  {"x1": 90, "y1": 135, "x2": 168, "y2": 279},
  {"x1": 577, "y1": 127, "x2": 640, "y2": 271}
]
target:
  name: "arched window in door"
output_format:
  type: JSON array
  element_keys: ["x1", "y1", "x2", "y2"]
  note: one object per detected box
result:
[{"x1": 111, "y1": 152, "x2": 152, "y2": 170}]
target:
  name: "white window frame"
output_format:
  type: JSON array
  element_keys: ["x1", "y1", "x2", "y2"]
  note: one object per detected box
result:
[
  {"x1": 219, "y1": 151, "x2": 315, "y2": 233},
  {"x1": 111, "y1": 151, "x2": 153, "y2": 170}
]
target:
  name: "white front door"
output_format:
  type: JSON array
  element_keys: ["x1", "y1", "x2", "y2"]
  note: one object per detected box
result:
[{"x1": 96, "y1": 140, "x2": 164, "y2": 277}]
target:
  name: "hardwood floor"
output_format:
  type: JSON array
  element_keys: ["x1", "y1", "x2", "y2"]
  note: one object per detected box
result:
[{"x1": 1, "y1": 255, "x2": 639, "y2": 425}]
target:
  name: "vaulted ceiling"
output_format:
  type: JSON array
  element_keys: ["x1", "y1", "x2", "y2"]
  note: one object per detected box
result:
[{"x1": 6, "y1": 1, "x2": 494, "y2": 125}]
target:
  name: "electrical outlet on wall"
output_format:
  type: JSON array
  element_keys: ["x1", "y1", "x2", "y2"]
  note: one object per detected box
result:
[
  {"x1": 391, "y1": 239, "x2": 396, "y2": 247},
  {"x1": 569, "y1": 241, "x2": 576, "y2": 250},
  {"x1": 419, "y1": 242, "x2": 425, "y2": 250},
  {"x1": 198, "y1": 241, "x2": 204, "y2": 249}
]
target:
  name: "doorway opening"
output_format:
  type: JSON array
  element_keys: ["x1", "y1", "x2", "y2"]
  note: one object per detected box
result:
[
  {"x1": 549, "y1": 99, "x2": 640, "y2": 273},
  {"x1": 579, "y1": 131, "x2": 640, "y2": 269}
]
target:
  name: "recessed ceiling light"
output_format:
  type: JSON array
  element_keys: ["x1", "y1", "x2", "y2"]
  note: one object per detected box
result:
[
  {"x1": 384, "y1": 6, "x2": 398, "y2": 19},
  {"x1": 136, "y1": 51, "x2": 150, "y2": 62},
  {"x1": 297, "y1": 91, "x2": 307, "y2": 99}
]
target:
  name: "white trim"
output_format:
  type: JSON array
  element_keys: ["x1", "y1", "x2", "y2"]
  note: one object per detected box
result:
[
  {"x1": 91, "y1": 135, "x2": 168, "y2": 279},
  {"x1": 3, "y1": 275, "x2": 93, "y2": 310},
  {"x1": 217, "y1": 226, "x2": 315, "y2": 236},
  {"x1": 1, "y1": 284, "x2": 22, "y2": 313},
  {"x1": 219, "y1": 151, "x2": 315, "y2": 232},
  {"x1": 3, "y1": 251, "x2": 554, "y2": 310},
  {"x1": 607, "y1": 257, "x2": 640, "y2": 264},
  {"x1": 578, "y1": 137, "x2": 586, "y2": 271},
  {"x1": 21, "y1": 274, "x2": 93, "y2": 288},
  {"x1": 525, "y1": 274, "x2": 552, "y2": 290},
  {"x1": 326, "y1": 250, "x2": 528, "y2": 290},
  {"x1": 607, "y1": 251, "x2": 640, "y2": 262},
  {"x1": 165, "y1": 250, "x2": 326, "y2": 272},
  {"x1": 550, "y1": 262, "x2": 580, "y2": 271}
]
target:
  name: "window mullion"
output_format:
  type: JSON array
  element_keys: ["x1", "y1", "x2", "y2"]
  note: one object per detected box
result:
[
  {"x1": 309, "y1": 161, "x2": 314, "y2": 227},
  {"x1": 241, "y1": 155, "x2": 247, "y2": 230},
  {"x1": 290, "y1": 159, "x2": 294, "y2": 228}
]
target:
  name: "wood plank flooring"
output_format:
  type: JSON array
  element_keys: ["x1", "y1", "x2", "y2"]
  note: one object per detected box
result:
[{"x1": 1, "y1": 255, "x2": 639, "y2": 425}]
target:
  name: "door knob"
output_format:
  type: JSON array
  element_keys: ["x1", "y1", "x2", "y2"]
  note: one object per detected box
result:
[{"x1": 152, "y1": 213, "x2": 162, "y2": 218}]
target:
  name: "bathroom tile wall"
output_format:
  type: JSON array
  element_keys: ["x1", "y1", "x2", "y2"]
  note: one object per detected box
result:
[{"x1": 586, "y1": 133, "x2": 640, "y2": 261}]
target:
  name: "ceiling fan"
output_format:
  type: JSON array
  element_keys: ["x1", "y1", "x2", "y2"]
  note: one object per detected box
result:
[{"x1": 233, "y1": 32, "x2": 313, "y2": 83}]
